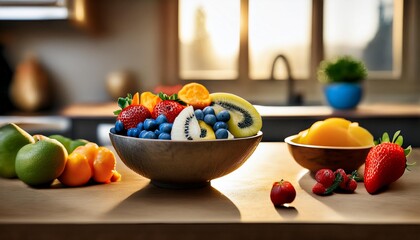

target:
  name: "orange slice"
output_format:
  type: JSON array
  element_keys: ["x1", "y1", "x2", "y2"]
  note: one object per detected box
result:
[
  {"x1": 131, "y1": 92, "x2": 140, "y2": 105},
  {"x1": 178, "y1": 83, "x2": 211, "y2": 109},
  {"x1": 140, "y1": 92, "x2": 162, "y2": 113}
]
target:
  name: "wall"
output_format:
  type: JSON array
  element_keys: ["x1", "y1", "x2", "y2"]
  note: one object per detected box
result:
[{"x1": 0, "y1": 0, "x2": 162, "y2": 108}]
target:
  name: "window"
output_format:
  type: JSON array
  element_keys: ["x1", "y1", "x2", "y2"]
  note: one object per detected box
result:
[
  {"x1": 161, "y1": 0, "x2": 419, "y2": 104},
  {"x1": 324, "y1": 0, "x2": 402, "y2": 78},
  {"x1": 178, "y1": 0, "x2": 402, "y2": 81}
]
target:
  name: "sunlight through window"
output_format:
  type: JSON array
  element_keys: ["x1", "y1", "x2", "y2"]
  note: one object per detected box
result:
[
  {"x1": 324, "y1": 0, "x2": 402, "y2": 76},
  {"x1": 179, "y1": 0, "x2": 240, "y2": 80},
  {"x1": 249, "y1": 0, "x2": 311, "y2": 80}
]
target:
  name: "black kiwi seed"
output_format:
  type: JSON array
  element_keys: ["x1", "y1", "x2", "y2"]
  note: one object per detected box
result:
[{"x1": 215, "y1": 101, "x2": 253, "y2": 128}]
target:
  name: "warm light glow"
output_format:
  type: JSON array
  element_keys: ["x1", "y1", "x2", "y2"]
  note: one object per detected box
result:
[
  {"x1": 179, "y1": 0, "x2": 240, "y2": 79},
  {"x1": 249, "y1": 0, "x2": 311, "y2": 80}
]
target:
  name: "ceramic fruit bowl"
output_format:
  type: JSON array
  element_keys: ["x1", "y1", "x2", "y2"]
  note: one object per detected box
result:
[
  {"x1": 285, "y1": 134, "x2": 372, "y2": 173},
  {"x1": 109, "y1": 131, "x2": 263, "y2": 188}
]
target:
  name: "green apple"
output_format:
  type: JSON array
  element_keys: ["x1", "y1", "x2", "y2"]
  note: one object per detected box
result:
[
  {"x1": 0, "y1": 123, "x2": 35, "y2": 178},
  {"x1": 49, "y1": 134, "x2": 72, "y2": 153},
  {"x1": 49, "y1": 135, "x2": 88, "y2": 153},
  {"x1": 15, "y1": 135, "x2": 67, "y2": 187},
  {"x1": 69, "y1": 139, "x2": 89, "y2": 153}
]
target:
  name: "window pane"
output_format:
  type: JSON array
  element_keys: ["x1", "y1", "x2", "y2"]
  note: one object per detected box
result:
[
  {"x1": 324, "y1": 0, "x2": 401, "y2": 75},
  {"x1": 179, "y1": 0, "x2": 240, "y2": 79},
  {"x1": 249, "y1": 0, "x2": 311, "y2": 80}
]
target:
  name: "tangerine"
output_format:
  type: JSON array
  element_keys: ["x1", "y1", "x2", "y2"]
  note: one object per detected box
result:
[
  {"x1": 58, "y1": 152, "x2": 92, "y2": 187},
  {"x1": 73, "y1": 142, "x2": 99, "y2": 174},
  {"x1": 92, "y1": 147, "x2": 116, "y2": 183}
]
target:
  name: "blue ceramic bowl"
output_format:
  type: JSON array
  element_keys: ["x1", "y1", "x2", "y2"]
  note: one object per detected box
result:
[{"x1": 324, "y1": 83, "x2": 362, "y2": 110}]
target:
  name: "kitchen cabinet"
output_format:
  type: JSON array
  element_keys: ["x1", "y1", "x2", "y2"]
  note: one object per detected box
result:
[{"x1": 1, "y1": 143, "x2": 420, "y2": 239}]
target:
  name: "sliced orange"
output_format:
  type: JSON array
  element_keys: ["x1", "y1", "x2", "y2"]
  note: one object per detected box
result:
[
  {"x1": 178, "y1": 83, "x2": 211, "y2": 109},
  {"x1": 140, "y1": 91, "x2": 162, "y2": 113},
  {"x1": 131, "y1": 92, "x2": 140, "y2": 105}
]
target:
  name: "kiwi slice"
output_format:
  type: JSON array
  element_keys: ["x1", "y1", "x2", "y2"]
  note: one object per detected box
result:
[
  {"x1": 198, "y1": 121, "x2": 216, "y2": 140},
  {"x1": 171, "y1": 106, "x2": 201, "y2": 140},
  {"x1": 210, "y1": 93, "x2": 262, "y2": 138}
]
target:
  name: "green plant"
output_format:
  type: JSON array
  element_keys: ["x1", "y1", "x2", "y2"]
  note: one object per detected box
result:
[{"x1": 317, "y1": 56, "x2": 367, "y2": 84}]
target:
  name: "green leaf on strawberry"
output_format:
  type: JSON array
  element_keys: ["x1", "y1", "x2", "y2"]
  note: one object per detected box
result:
[{"x1": 114, "y1": 93, "x2": 133, "y2": 116}]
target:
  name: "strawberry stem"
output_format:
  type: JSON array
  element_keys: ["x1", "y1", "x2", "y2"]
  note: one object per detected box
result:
[
  {"x1": 349, "y1": 170, "x2": 364, "y2": 182},
  {"x1": 325, "y1": 173, "x2": 343, "y2": 195},
  {"x1": 158, "y1": 92, "x2": 187, "y2": 105}
]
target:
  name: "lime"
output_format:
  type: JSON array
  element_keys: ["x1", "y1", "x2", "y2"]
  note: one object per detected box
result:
[
  {"x1": 0, "y1": 123, "x2": 34, "y2": 178},
  {"x1": 15, "y1": 137, "x2": 67, "y2": 187}
]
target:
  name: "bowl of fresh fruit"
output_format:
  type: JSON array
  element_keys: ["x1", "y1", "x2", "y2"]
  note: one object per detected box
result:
[
  {"x1": 109, "y1": 83, "x2": 263, "y2": 188},
  {"x1": 285, "y1": 118, "x2": 374, "y2": 173}
]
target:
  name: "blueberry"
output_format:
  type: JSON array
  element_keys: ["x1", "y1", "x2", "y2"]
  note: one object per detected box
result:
[
  {"x1": 155, "y1": 114, "x2": 168, "y2": 125},
  {"x1": 110, "y1": 127, "x2": 117, "y2": 134},
  {"x1": 159, "y1": 123, "x2": 173, "y2": 133},
  {"x1": 215, "y1": 128, "x2": 229, "y2": 139},
  {"x1": 115, "y1": 120, "x2": 124, "y2": 133},
  {"x1": 139, "y1": 130, "x2": 148, "y2": 138},
  {"x1": 158, "y1": 132, "x2": 171, "y2": 140},
  {"x1": 216, "y1": 110, "x2": 230, "y2": 122},
  {"x1": 204, "y1": 114, "x2": 217, "y2": 126},
  {"x1": 213, "y1": 121, "x2": 228, "y2": 131},
  {"x1": 194, "y1": 109, "x2": 204, "y2": 120},
  {"x1": 127, "y1": 128, "x2": 140, "y2": 138},
  {"x1": 203, "y1": 106, "x2": 215, "y2": 116},
  {"x1": 155, "y1": 129, "x2": 162, "y2": 136},
  {"x1": 136, "y1": 122, "x2": 144, "y2": 131},
  {"x1": 143, "y1": 131, "x2": 157, "y2": 139},
  {"x1": 144, "y1": 118, "x2": 158, "y2": 131}
]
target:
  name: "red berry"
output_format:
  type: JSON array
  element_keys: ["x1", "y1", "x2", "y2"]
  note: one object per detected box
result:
[
  {"x1": 152, "y1": 100, "x2": 185, "y2": 123},
  {"x1": 270, "y1": 180, "x2": 296, "y2": 206},
  {"x1": 312, "y1": 182, "x2": 328, "y2": 195},
  {"x1": 345, "y1": 179, "x2": 358, "y2": 192},
  {"x1": 117, "y1": 104, "x2": 151, "y2": 130},
  {"x1": 315, "y1": 169, "x2": 335, "y2": 187},
  {"x1": 334, "y1": 169, "x2": 349, "y2": 189}
]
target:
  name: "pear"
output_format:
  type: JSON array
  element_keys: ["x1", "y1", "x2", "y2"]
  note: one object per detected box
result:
[
  {"x1": 0, "y1": 123, "x2": 35, "y2": 178},
  {"x1": 15, "y1": 135, "x2": 67, "y2": 187}
]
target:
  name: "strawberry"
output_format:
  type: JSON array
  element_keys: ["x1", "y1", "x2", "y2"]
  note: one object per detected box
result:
[
  {"x1": 312, "y1": 172, "x2": 343, "y2": 196},
  {"x1": 270, "y1": 179, "x2": 296, "y2": 206},
  {"x1": 315, "y1": 169, "x2": 335, "y2": 187},
  {"x1": 364, "y1": 131, "x2": 412, "y2": 194},
  {"x1": 114, "y1": 93, "x2": 151, "y2": 130},
  {"x1": 312, "y1": 182, "x2": 328, "y2": 195},
  {"x1": 334, "y1": 168, "x2": 350, "y2": 189},
  {"x1": 152, "y1": 93, "x2": 186, "y2": 123}
]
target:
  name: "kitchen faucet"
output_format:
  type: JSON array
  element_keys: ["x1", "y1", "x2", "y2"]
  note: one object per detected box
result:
[{"x1": 270, "y1": 54, "x2": 303, "y2": 106}]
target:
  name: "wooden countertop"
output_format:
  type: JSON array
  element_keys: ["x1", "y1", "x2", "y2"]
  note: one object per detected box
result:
[
  {"x1": 59, "y1": 103, "x2": 420, "y2": 118},
  {"x1": 1, "y1": 143, "x2": 420, "y2": 239}
]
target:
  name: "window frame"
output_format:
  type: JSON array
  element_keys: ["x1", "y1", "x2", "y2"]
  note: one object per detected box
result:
[{"x1": 160, "y1": 0, "x2": 420, "y2": 104}]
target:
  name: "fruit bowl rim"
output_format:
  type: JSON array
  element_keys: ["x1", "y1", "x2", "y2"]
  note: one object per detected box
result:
[
  {"x1": 109, "y1": 131, "x2": 263, "y2": 143},
  {"x1": 284, "y1": 134, "x2": 373, "y2": 150}
]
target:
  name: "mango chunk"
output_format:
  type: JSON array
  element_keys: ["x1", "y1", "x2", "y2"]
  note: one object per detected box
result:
[{"x1": 298, "y1": 118, "x2": 374, "y2": 147}]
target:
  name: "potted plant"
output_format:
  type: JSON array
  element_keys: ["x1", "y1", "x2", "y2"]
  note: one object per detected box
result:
[{"x1": 317, "y1": 56, "x2": 367, "y2": 109}]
